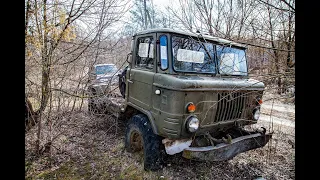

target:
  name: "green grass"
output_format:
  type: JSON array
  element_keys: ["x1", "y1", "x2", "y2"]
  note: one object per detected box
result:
[{"x1": 28, "y1": 145, "x2": 161, "y2": 180}]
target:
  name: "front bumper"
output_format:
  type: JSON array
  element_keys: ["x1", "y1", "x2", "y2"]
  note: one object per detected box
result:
[{"x1": 182, "y1": 132, "x2": 272, "y2": 161}]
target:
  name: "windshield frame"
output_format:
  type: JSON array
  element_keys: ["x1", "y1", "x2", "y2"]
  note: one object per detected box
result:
[{"x1": 170, "y1": 33, "x2": 248, "y2": 76}]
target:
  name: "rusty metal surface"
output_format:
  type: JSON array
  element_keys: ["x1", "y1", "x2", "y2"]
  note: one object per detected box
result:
[
  {"x1": 182, "y1": 133, "x2": 272, "y2": 161},
  {"x1": 162, "y1": 138, "x2": 193, "y2": 155}
]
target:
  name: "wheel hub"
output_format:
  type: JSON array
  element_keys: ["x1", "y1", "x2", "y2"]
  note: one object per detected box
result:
[{"x1": 130, "y1": 130, "x2": 143, "y2": 151}]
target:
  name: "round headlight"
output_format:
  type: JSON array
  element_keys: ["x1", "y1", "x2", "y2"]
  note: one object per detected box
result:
[
  {"x1": 253, "y1": 108, "x2": 260, "y2": 120},
  {"x1": 187, "y1": 116, "x2": 199, "y2": 132}
]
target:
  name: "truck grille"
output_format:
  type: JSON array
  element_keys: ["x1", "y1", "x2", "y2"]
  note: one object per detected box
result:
[{"x1": 214, "y1": 92, "x2": 249, "y2": 122}]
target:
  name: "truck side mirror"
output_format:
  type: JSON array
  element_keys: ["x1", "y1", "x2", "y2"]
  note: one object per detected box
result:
[{"x1": 126, "y1": 52, "x2": 132, "y2": 64}]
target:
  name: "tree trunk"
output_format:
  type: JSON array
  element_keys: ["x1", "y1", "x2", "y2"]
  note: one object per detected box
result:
[
  {"x1": 25, "y1": 97, "x2": 39, "y2": 132},
  {"x1": 25, "y1": 0, "x2": 31, "y2": 48},
  {"x1": 143, "y1": 0, "x2": 147, "y2": 29},
  {"x1": 36, "y1": 0, "x2": 51, "y2": 154},
  {"x1": 267, "y1": 4, "x2": 281, "y2": 94}
]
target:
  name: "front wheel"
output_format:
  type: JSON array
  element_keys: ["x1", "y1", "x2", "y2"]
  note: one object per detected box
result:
[{"x1": 125, "y1": 114, "x2": 166, "y2": 171}]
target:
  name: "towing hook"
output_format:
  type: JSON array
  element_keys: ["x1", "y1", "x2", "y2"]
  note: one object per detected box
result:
[{"x1": 222, "y1": 134, "x2": 232, "y2": 144}]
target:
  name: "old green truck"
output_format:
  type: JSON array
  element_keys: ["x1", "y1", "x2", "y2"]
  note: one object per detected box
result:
[{"x1": 87, "y1": 28, "x2": 272, "y2": 171}]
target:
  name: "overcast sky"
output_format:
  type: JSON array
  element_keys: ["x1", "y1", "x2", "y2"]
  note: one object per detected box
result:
[{"x1": 153, "y1": 0, "x2": 173, "y2": 10}]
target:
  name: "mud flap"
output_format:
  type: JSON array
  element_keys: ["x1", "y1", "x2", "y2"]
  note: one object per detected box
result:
[{"x1": 182, "y1": 133, "x2": 272, "y2": 161}]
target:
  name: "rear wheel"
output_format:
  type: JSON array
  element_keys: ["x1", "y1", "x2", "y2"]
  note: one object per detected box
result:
[{"x1": 125, "y1": 114, "x2": 166, "y2": 171}]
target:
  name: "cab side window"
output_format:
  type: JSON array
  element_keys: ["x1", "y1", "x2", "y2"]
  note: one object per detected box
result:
[{"x1": 135, "y1": 37, "x2": 154, "y2": 69}]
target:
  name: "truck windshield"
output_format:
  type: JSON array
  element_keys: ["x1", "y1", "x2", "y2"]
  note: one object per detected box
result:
[
  {"x1": 172, "y1": 35, "x2": 247, "y2": 76},
  {"x1": 216, "y1": 45, "x2": 248, "y2": 76},
  {"x1": 172, "y1": 36, "x2": 216, "y2": 74},
  {"x1": 95, "y1": 65, "x2": 117, "y2": 75}
]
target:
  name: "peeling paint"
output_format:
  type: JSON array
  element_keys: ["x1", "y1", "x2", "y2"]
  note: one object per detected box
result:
[{"x1": 162, "y1": 138, "x2": 193, "y2": 155}]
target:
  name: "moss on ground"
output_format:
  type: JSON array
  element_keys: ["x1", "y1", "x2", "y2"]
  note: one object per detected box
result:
[{"x1": 28, "y1": 150, "x2": 160, "y2": 180}]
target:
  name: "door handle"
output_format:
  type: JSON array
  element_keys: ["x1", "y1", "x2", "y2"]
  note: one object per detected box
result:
[{"x1": 127, "y1": 79, "x2": 133, "y2": 84}]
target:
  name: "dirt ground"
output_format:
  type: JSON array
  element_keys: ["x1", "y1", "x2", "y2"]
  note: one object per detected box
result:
[{"x1": 25, "y1": 93, "x2": 295, "y2": 180}]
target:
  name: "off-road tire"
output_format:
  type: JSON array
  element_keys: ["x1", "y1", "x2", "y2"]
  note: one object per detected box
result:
[{"x1": 125, "y1": 114, "x2": 166, "y2": 171}]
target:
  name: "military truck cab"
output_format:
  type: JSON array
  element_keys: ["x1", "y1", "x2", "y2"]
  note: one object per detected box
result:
[{"x1": 96, "y1": 28, "x2": 271, "y2": 170}]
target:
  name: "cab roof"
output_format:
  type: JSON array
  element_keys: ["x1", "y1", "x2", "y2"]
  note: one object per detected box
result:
[{"x1": 134, "y1": 28, "x2": 246, "y2": 49}]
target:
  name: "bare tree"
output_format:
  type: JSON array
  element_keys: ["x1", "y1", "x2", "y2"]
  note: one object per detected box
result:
[
  {"x1": 25, "y1": 0, "x2": 130, "y2": 153},
  {"x1": 166, "y1": 0, "x2": 294, "y2": 95}
]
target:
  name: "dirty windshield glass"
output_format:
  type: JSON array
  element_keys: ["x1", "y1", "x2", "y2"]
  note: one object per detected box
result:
[
  {"x1": 172, "y1": 36, "x2": 216, "y2": 73},
  {"x1": 172, "y1": 35, "x2": 248, "y2": 76},
  {"x1": 95, "y1": 65, "x2": 117, "y2": 75},
  {"x1": 216, "y1": 45, "x2": 248, "y2": 76}
]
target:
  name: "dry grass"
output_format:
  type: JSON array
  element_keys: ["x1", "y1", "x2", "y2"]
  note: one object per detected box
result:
[{"x1": 25, "y1": 106, "x2": 295, "y2": 180}]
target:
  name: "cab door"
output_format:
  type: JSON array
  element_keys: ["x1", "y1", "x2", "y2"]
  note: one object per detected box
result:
[
  {"x1": 151, "y1": 33, "x2": 169, "y2": 118},
  {"x1": 127, "y1": 34, "x2": 156, "y2": 111}
]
